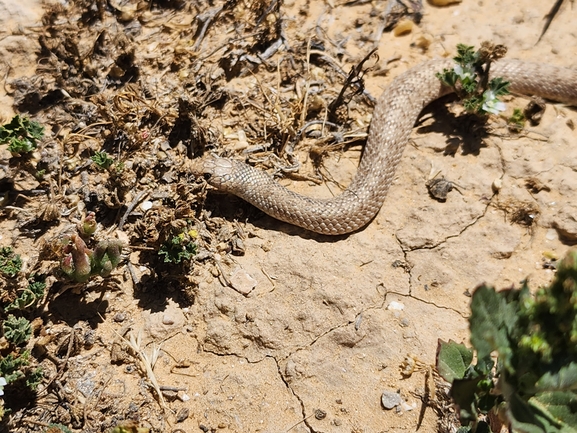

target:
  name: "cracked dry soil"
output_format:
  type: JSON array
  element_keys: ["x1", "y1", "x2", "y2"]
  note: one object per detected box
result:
[{"x1": 0, "y1": 0, "x2": 576, "y2": 432}]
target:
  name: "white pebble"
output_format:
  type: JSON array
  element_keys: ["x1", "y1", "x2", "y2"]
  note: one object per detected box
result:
[{"x1": 387, "y1": 301, "x2": 405, "y2": 311}]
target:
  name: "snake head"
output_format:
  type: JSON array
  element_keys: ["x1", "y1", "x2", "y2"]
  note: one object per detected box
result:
[{"x1": 189, "y1": 154, "x2": 235, "y2": 191}]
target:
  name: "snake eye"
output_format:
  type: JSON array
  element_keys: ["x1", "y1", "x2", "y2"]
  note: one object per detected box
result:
[{"x1": 203, "y1": 173, "x2": 212, "y2": 181}]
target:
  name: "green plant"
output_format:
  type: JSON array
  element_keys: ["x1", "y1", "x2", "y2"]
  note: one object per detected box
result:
[
  {"x1": 0, "y1": 351, "x2": 40, "y2": 386},
  {"x1": 437, "y1": 249, "x2": 577, "y2": 433},
  {"x1": 60, "y1": 234, "x2": 124, "y2": 282},
  {"x1": 79, "y1": 211, "x2": 97, "y2": 236},
  {"x1": 45, "y1": 423, "x2": 73, "y2": 433},
  {"x1": 2, "y1": 315, "x2": 32, "y2": 346},
  {"x1": 0, "y1": 115, "x2": 44, "y2": 154},
  {"x1": 158, "y1": 229, "x2": 198, "y2": 264},
  {"x1": 437, "y1": 43, "x2": 510, "y2": 116},
  {"x1": 508, "y1": 108, "x2": 526, "y2": 132},
  {"x1": 91, "y1": 151, "x2": 115, "y2": 169},
  {"x1": 5, "y1": 275, "x2": 46, "y2": 311},
  {"x1": 0, "y1": 247, "x2": 22, "y2": 278}
]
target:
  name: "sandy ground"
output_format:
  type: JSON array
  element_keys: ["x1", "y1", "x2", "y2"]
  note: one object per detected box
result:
[{"x1": 0, "y1": 0, "x2": 576, "y2": 432}]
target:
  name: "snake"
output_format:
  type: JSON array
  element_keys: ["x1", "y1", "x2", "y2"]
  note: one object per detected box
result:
[{"x1": 189, "y1": 58, "x2": 577, "y2": 235}]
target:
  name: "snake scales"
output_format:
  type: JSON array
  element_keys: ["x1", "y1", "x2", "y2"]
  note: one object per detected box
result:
[{"x1": 190, "y1": 58, "x2": 577, "y2": 235}]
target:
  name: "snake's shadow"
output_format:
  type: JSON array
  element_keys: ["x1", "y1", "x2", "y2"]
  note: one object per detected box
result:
[
  {"x1": 414, "y1": 94, "x2": 489, "y2": 156},
  {"x1": 201, "y1": 192, "x2": 350, "y2": 242}
]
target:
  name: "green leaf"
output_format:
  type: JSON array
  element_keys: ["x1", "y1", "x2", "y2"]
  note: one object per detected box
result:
[
  {"x1": 436, "y1": 70, "x2": 458, "y2": 88},
  {"x1": 158, "y1": 232, "x2": 198, "y2": 264},
  {"x1": 26, "y1": 367, "x2": 43, "y2": 390},
  {"x1": 454, "y1": 44, "x2": 477, "y2": 66},
  {"x1": 536, "y1": 363, "x2": 577, "y2": 392},
  {"x1": 451, "y1": 377, "x2": 482, "y2": 422},
  {"x1": 506, "y1": 390, "x2": 552, "y2": 433},
  {"x1": 489, "y1": 77, "x2": 510, "y2": 97},
  {"x1": 436, "y1": 339, "x2": 474, "y2": 382},
  {"x1": 469, "y1": 285, "x2": 517, "y2": 370},
  {"x1": 46, "y1": 424, "x2": 73, "y2": 433},
  {"x1": 530, "y1": 391, "x2": 577, "y2": 432}
]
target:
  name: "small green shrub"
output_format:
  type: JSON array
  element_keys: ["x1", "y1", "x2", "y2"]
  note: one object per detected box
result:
[
  {"x1": 508, "y1": 108, "x2": 526, "y2": 131},
  {"x1": 2, "y1": 315, "x2": 32, "y2": 346},
  {"x1": 5, "y1": 275, "x2": 46, "y2": 311},
  {"x1": 0, "y1": 351, "x2": 41, "y2": 388},
  {"x1": 61, "y1": 234, "x2": 124, "y2": 282},
  {"x1": 0, "y1": 115, "x2": 44, "y2": 154},
  {"x1": 91, "y1": 151, "x2": 115, "y2": 169},
  {"x1": 158, "y1": 230, "x2": 198, "y2": 264},
  {"x1": 0, "y1": 247, "x2": 22, "y2": 278},
  {"x1": 437, "y1": 249, "x2": 577, "y2": 433},
  {"x1": 437, "y1": 43, "x2": 510, "y2": 116},
  {"x1": 45, "y1": 423, "x2": 73, "y2": 433}
]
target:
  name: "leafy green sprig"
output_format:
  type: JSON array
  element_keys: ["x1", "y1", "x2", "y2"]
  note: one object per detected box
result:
[
  {"x1": 0, "y1": 115, "x2": 44, "y2": 154},
  {"x1": 437, "y1": 43, "x2": 510, "y2": 116}
]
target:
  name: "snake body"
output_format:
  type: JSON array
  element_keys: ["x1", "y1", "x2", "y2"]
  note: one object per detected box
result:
[{"x1": 190, "y1": 59, "x2": 577, "y2": 235}]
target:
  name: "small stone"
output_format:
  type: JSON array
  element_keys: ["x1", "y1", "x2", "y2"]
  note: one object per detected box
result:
[
  {"x1": 140, "y1": 200, "x2": 153, "y2": 211},
  {"x1": 113, "y1": 312, "x2": 127, "y2": 322},
  {"x1": 387, "y1": 301, "x2": 405, "y2": 311},
  {"x1": 492, "y1": 178, "x2": 502, "y2": 193},
  {"x1": 381, "y1": 390, "x2": 402, "y2": 410},
  {"x1": 393, "y1": 19, "x2": 413, "y2": 36},
  {"x1": 162, "y1": 313, "x2": 175, "y2": 325},
  {"x1": 162, "y1": 389, "x2": 178, "y2": 401},
  {"x1": 175, "y1": 407, "x2": 189, "y2": 423}
]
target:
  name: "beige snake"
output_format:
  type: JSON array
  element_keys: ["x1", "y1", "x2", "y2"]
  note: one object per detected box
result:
[{"x1": 190, "y1": 58, "x2": 577, "y2": 235}]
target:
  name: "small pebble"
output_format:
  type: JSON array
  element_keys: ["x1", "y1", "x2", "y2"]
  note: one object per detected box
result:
[
  {"x1": 140, "y1": 200, "x2": 153, "y2": 211},
  {"x1": 175, "y1": 408, "x2": 189, "y2": 423},
  {"x1": 544, "y1": 231, "x2": 557, "y2": 244},
  {"x1": 113, "y1": 312, "x2": 127, "y2": 322},
  {"x1": 381, "y1": 390, "x2": 402, "y2": 410},
  {"x1": 162, "y1": 313, "x2": 175, "y2": 325},
  {"x1": 315, "y1": 409, "x2": 327, "y2": 420},
  {"x1": 393, "y1": 19, "x2": 413, "y2": 36},
  {"x1": 387, "y1": 301, "x2": 405, "y2": 311},
  {"x1": 492, "y1": 178, "x2": 502, "y2": 193}
]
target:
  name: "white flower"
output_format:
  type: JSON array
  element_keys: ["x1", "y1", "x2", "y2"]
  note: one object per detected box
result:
[
  {"x1": 0, "y1": 377, "x2": 6, "y2": 396},
  {"x1": 453, "y1": 63, "x2": 475, "y2": 81},
  {"x1": 482, "y1": 90, "x2": 507, "y2": 115}
]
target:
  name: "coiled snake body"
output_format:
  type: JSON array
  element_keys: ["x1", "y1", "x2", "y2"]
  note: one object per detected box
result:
[{"x1": 190, "y1": 59, "x2": 577, "y2": 235}]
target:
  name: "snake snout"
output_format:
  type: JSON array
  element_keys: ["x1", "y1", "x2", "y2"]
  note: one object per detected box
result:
[{"x1": 189, "y1": 154, "x2": 234, "y2": 189}]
